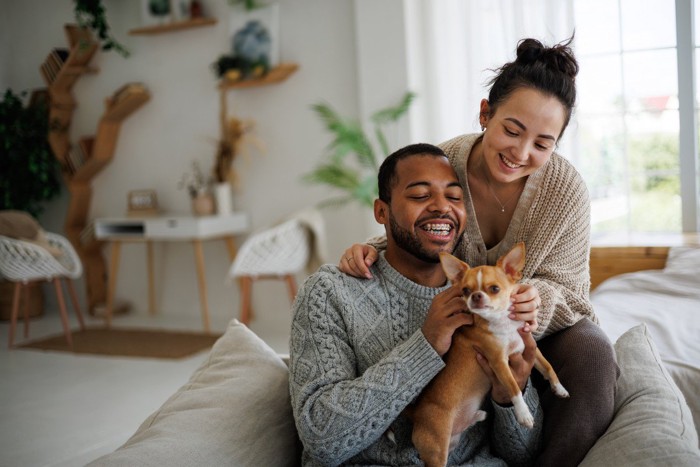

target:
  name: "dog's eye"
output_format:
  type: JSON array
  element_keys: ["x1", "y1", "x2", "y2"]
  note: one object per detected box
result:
[
  {"x1": 462, "y1": 287, "x2": 471, "y2": 295},
  {"x1": 489, "y1": 285, "x2": 500, "y2": 294}
]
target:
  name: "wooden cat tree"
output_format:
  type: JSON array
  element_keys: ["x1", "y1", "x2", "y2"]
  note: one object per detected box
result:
[{"x1": 41, "y1": 24, "x2": 150, "y2": 315}]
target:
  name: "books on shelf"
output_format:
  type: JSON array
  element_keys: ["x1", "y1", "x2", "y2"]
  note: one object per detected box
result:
[
  {"x1": 79, "y1": 221, "x2": 96, "y2": 247},
  {"x1": 62, "y1": 137, "x2": 93, "y2": 175},
  {"x1": 40, "y1": 48, "x2": 69, "y2": 85}
]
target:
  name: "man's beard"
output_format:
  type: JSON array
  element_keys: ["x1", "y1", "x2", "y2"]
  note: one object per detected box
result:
[{"x1": 388, "y1": 213, "x2": 447, "y2": 264}]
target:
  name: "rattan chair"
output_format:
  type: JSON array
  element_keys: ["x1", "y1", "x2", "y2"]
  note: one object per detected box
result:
[
  {"x1": 0, "y1": 232, "x2": 85, "y2": 348},
  {"x1": 228, "y1": 218, "x2": 311, "y2": 324}
]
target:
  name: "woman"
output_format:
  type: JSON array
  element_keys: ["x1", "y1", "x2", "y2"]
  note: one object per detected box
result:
[{"x1": 339, "y1": 37, "x2": 618, "y2": 467}]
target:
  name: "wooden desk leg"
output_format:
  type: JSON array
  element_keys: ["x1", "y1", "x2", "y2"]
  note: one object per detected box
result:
[
  {"x1": 106, "y1": 240, "x2": 122, "y2": 328},
  {"x1": 146, "y1": 241, "x2": 156, "y2": 315},
  {"x1": 192, "y1": 239, "x2": 210, "y2": 333},
  {"x1": 224, "y1": 236, "x2": 238, "y2": 261}
]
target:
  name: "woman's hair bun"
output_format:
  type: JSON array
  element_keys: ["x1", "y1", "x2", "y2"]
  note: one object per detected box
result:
[{"x1": 515, "y1": 36, "x2": 578, "y2": 79}]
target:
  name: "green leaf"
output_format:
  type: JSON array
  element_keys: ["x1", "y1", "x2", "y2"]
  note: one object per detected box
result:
[
  {"x1": 370, "y1": 92, "x2": 416, "y2": 125},
  {"x1": 304, "y1": 92, "x2": 416, "y2": 209}
]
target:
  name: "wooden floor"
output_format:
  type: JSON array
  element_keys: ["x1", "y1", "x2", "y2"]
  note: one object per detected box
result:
[{"x1": 0, "y1": 303, "x2": 290, "y2": 467}]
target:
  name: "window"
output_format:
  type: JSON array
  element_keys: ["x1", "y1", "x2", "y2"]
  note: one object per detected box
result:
[
  {"x1": 570, "y1": 0, "x2": 684, "y2": 240},
  {"x1": 412, "y1": 0, "x2": 700, "y2": 240}
]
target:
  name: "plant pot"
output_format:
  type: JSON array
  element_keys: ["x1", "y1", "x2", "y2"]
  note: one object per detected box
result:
[
  {"x1": 192, "y1": 192, "x2": 215, "y2": 216},
  {"x1": 0, "y1": 280, "x2": 45, "y2": 321}
]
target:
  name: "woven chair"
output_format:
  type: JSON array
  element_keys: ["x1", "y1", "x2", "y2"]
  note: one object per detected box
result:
[
  {"x1": 228, "y1": 218, "x2": 311, "y2": 324},
  {"x1": 0, "y1": 232, "x2": 85, "y2": 348}
]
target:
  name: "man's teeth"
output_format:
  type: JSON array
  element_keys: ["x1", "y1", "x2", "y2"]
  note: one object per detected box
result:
[
  {"x1": 423, "y1": 224, "x2": 452, "y2": 236},
  {"x1": 500, "y1": 154, "x2": 521, "y2": 169}
]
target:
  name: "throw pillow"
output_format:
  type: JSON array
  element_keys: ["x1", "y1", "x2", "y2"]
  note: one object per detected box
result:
[
  {"x1": 579, "y1": 324, "x2": 700, "y2": 466},
  {"x1": 0, "y1": 210, "x2": 62, "y2": 257},
  {"x1": 87, "y1": 320, "x2": 300, "y2": 467}
]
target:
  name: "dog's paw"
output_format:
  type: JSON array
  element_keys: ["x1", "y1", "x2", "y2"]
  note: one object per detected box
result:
[
  {"x1": 385, "y1": 428, "x2": 396, "y2": 445},
  {"x1": 552, "y1": 383, "x2": 570, "y2": 398},
  {"x1": 515, "y1": 410, "x2": 534, "y2": 429},
  {"x1": 512, "y1": 396, "x2": 534, "y2": 429}
]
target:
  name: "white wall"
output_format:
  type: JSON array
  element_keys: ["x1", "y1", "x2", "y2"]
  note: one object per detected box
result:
[{"x1": 1, "y1": 0, "x2": 414, "y2": 338}]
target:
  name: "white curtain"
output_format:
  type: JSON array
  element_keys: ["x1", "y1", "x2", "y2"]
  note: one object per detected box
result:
[{"x1": 407, "y1": 0, "x2": 575, "y2": 145}]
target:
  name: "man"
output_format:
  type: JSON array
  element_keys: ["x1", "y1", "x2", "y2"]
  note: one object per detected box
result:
[{"x1": 289, "y1": 143, "x2": 541, "y2": 466}]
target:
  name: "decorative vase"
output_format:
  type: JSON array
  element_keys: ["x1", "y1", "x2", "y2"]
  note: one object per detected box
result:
[
  {"x1": 192, "y1": 192, "x2": 215, "y2": 216},
  {"x1": 214, "y1": 182, "x2": 233, "y2": 216},
  {"x1": 230, "y1": 3, "x2": 280, "y2": 71}
]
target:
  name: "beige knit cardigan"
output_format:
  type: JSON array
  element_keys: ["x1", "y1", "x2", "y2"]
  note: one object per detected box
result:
[{"x1": 439, "y1": 133, "x2": 596, "y2": 337}]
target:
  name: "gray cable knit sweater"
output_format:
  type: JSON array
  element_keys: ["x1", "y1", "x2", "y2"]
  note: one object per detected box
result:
[{"x1": 289, "y1": 253, "x2": 542, "y2": 466}]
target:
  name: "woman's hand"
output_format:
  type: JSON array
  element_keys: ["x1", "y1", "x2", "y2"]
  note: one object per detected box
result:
[
  {"x1": 338, "y1": 243, "x2": 378, "y2": 279},
  {"x1": 422, "y1": 286, "x2": 473, "y2": 357},
  {"x1": 476, "y1": 327, "x2": 536, "y2": 405},
  {"x1": 509, "y1": 283, "x2": 540, "y2": 333}
]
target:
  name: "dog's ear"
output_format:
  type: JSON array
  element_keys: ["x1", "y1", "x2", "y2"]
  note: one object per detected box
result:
[
  {"x1": 439, "y1": 252, "x2": 469, "y2": 284},
  {"x1": 497, "y1": 242, "x2": 525, "y2": 281}
]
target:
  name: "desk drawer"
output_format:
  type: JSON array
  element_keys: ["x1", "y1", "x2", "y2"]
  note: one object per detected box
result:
[{"x1": 146, "y1": 214, "x2": 249, "y2": 239}]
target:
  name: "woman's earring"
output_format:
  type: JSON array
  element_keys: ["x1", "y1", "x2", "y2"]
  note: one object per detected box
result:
[{"x1": 480, "y1": 125, "x2": 485, "y2": 131}]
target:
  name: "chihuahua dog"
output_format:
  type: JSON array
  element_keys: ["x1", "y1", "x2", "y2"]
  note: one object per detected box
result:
[{"x1": 410, "y1": 242, "x2": 569, "y2": 467}]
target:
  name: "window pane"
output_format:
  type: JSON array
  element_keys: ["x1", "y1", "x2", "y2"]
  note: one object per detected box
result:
[
  {"x1": 621, "y1": 0, "x2": 676, "y2": 50},
  {"x1": 577, "y1": 55, "x2": 623, "y2": 114},
  {"x1": 628, "y1": 174, "x2": 681, "y2": 231},
  {"x1": 572, "y1": 116, "x2": 626, "y2": 201},
  {"x1": 626, "y1": 115, "x2": 680, "y2": 233},
  {"x1": 622, "y1": 49, "x2": 678, "y2": 110},
  {"x1": 574, "y1": 0, "x2": 620, "y2": 54},
  {"x1": 695, "y1": 0, "x2": 700, "y2": 45},
  {"x1": 695, "y1": 49, "x2": 700, "y2": 107}
]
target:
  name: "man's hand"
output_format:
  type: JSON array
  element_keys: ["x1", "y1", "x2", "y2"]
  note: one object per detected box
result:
[
  {"x1": 422, "y1": 286, "x2": 473, "y2": 356},
  {"x1": 475, "y1": 327, "x2": 536, "y2": 405}
]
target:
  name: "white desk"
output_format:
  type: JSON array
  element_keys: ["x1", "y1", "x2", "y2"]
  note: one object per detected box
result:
[{"x1": 94, "y1": 213, "x2": 249, "y2": 332}]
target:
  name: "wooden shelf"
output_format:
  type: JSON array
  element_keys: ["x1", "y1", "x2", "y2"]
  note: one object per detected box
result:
[
  {"x1": 129, "y1": 17, "x2": 217, "y2": 35},
  {"x1": 218, "y1": 63, "x2": 299, "y2": 90},
  {"x1": 40, "y1": 24, "x2": 151, "y2": 315}
]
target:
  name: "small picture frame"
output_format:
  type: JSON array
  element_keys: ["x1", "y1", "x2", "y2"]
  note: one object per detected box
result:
[{"x1": 128, "y1": 190, "x2": 159, "y2": 217}]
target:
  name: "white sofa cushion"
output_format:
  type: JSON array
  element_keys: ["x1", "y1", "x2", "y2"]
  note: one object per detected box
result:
[
  {"x1": 580, "y1": 324, "x2": 700, "y2": 466},
  {"x1": 87, "y1": 320, "x2": 300, "y2": 467}
]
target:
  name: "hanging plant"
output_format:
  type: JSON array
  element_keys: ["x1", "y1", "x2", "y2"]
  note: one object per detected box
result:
[{"x1": 73, "y1": 0, "x2": 129, "y2": 58}]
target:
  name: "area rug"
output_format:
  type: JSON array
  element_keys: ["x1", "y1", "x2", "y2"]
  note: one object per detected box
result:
[{"x1": 17, "y1": 327, "x2": 222, "y2": 359}]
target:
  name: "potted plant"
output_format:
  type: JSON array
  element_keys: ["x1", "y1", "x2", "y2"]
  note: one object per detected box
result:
[
  {"x1": 0, "y1": 88, "x2": 62, "y2": 319},
  {"x1": 0, "y1": 89, "x2": 62, "y2": 218},
  {"x1": 73, "y1": 0, "x2": 129, "y2": 57},
  {"x1": 178, "y1": 161, "x2": 215, "y2": 216},
  {"x1": 303, "y1": 92, "x2": 416, "y2": 208}
]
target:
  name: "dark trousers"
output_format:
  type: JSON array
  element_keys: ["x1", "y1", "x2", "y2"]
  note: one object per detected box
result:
[{"x1": 532, "y1": 318, "x2": 619, "y2": 467}]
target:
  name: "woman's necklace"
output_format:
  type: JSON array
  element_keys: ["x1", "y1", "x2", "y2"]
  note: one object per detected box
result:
[{"x1": 482, "y1": 163, "x2": 522, "y2": 213}]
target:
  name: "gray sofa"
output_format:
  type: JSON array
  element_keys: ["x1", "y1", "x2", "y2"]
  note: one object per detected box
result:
[{"x1": 88, "y1": 320, "x2": 700, "y2": 466}]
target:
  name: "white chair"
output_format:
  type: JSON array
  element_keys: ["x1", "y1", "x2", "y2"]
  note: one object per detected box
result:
[
  {"x1": 228, "y1": 218, "x2": 311, "y2": 324},
  {"x1": 0, "y1": 232, "x2": 85, "y2": 348}
]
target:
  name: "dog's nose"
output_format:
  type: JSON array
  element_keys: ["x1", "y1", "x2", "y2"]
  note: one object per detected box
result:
[{"x1": 471, "y1": 292, "x2": 484, "y2": 302}]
